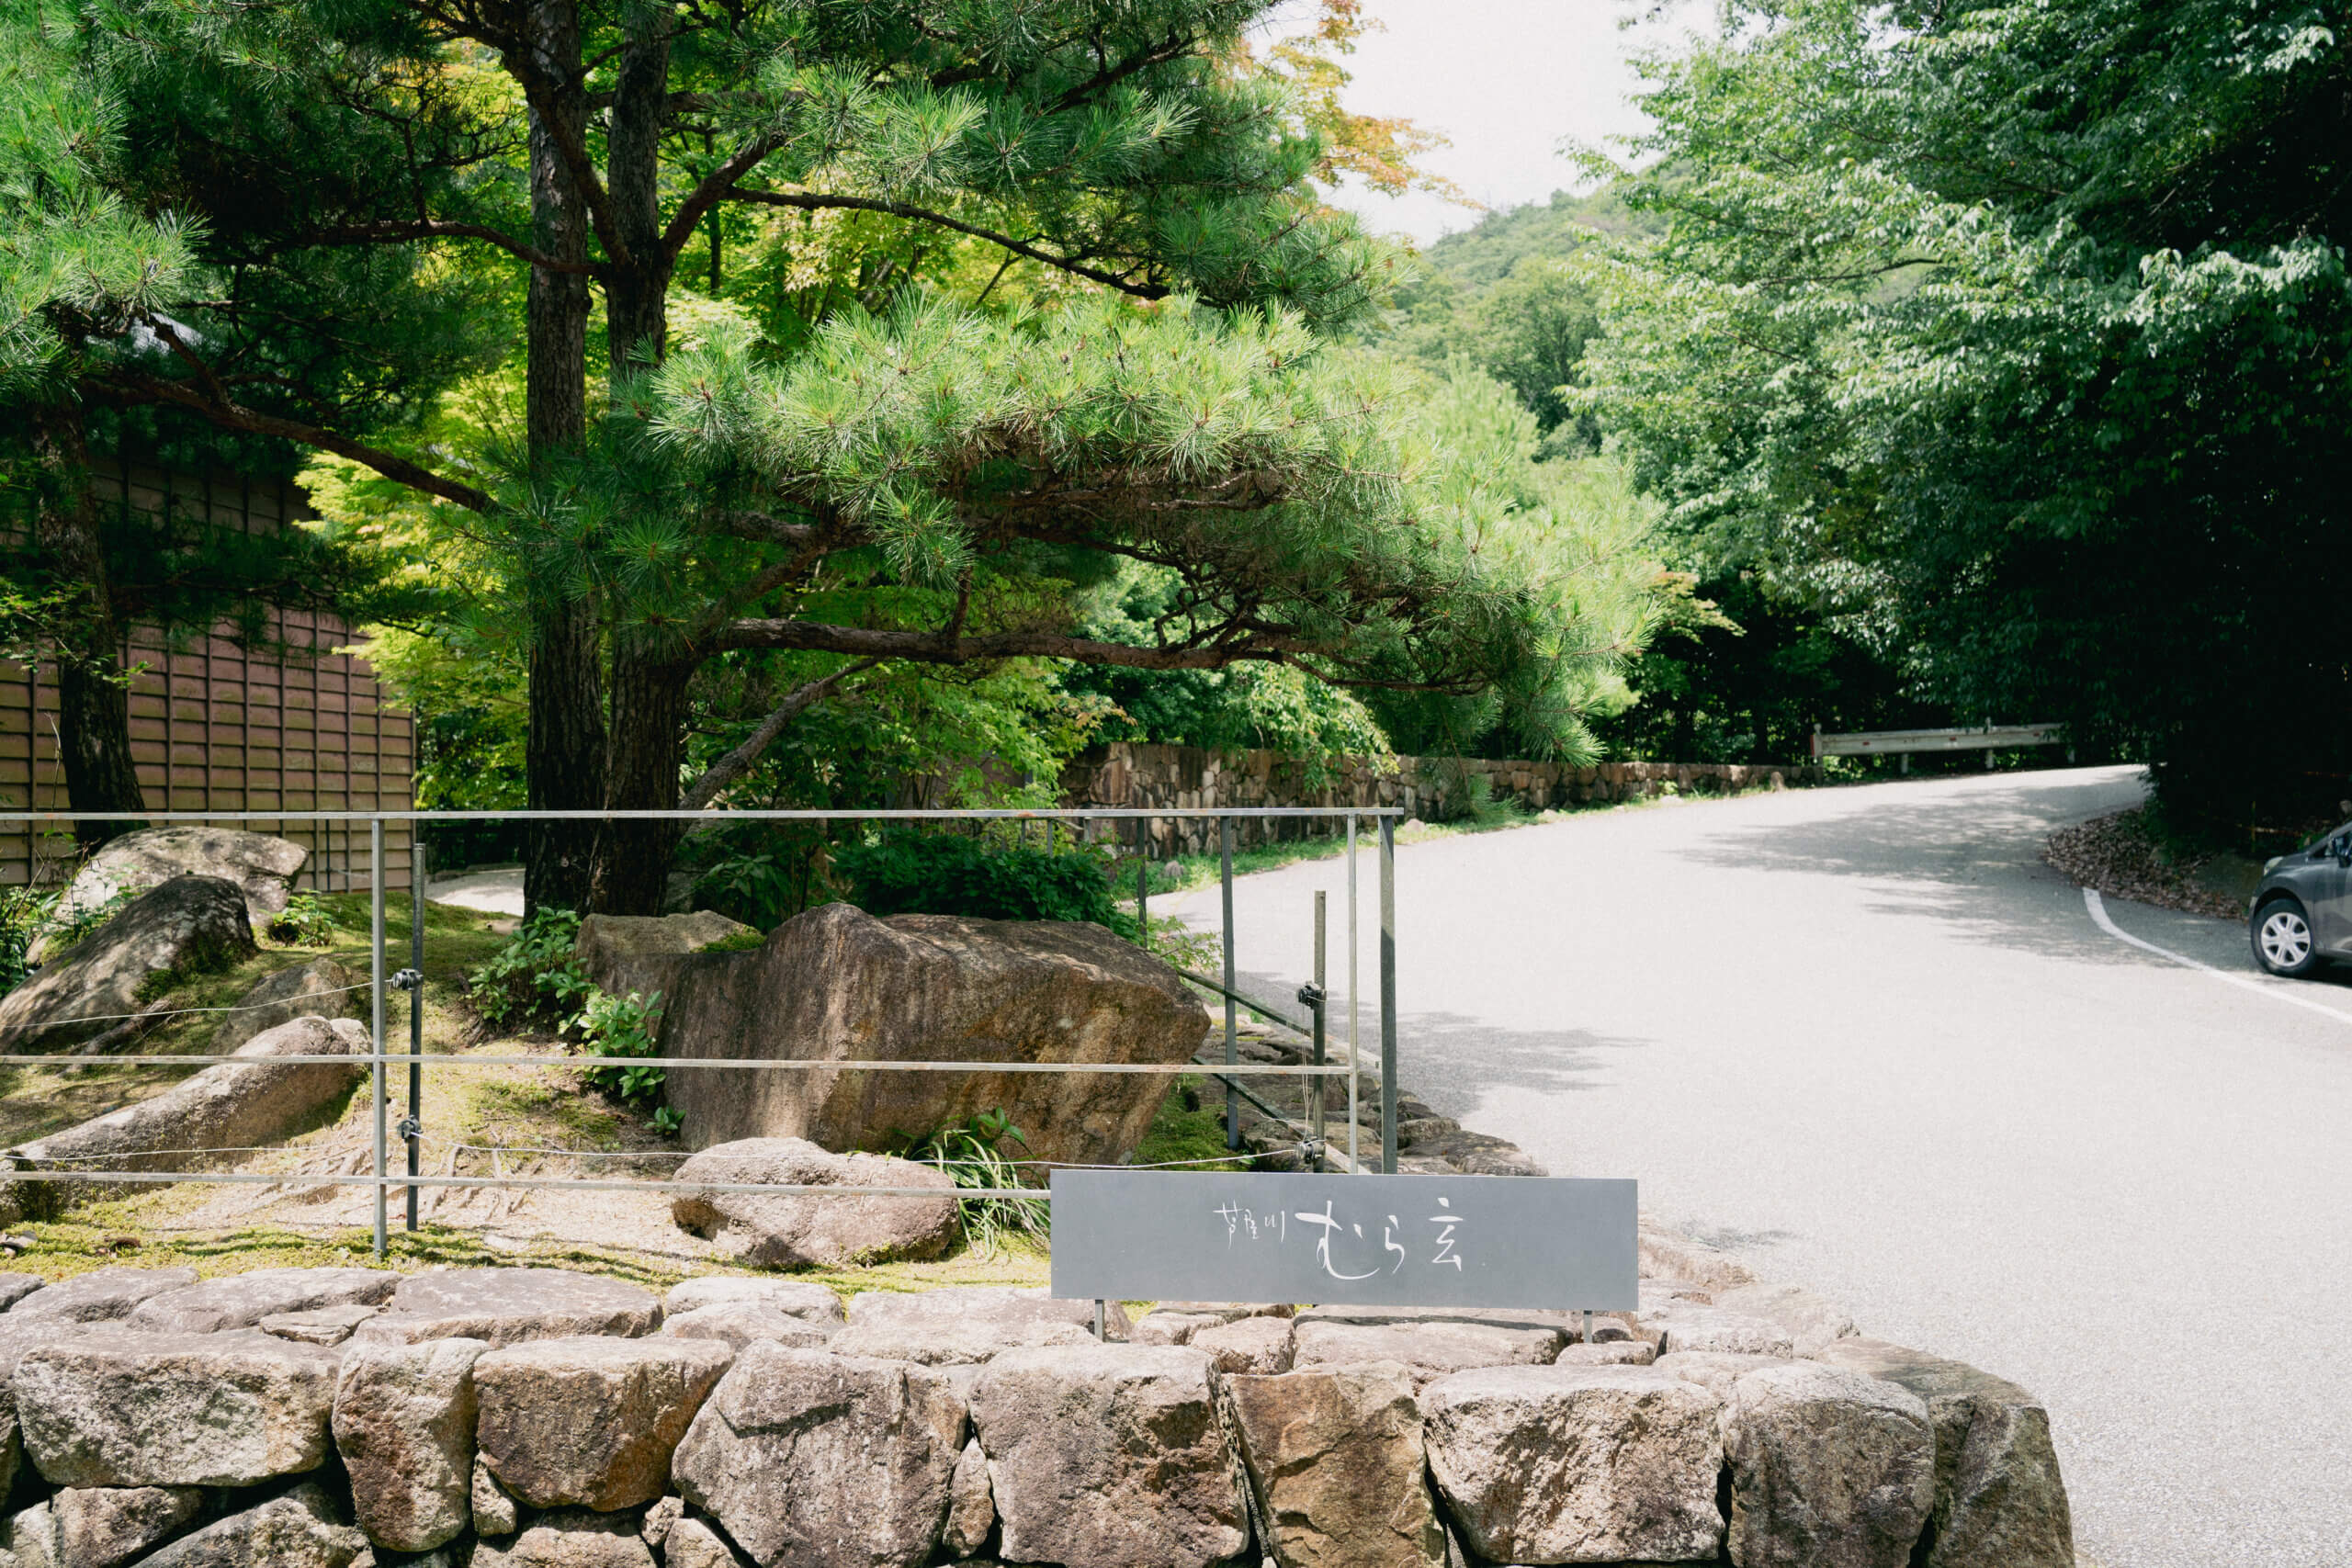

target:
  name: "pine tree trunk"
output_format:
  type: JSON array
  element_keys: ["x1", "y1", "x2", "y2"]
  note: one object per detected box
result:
[
  {"x1": 589, "y1": 6, "x2": 687, "y2": 915},
  {"x1": 519, "y1": 0, "x2": 603, "y2": 915},
  {"x1": 28, "y1": 403, "x2": 145, "y2": 850}
]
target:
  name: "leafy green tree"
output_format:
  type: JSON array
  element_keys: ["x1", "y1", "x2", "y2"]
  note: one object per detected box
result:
[{"x1": 1580, "y1": 0, "x2": 2352, "y2": 840}]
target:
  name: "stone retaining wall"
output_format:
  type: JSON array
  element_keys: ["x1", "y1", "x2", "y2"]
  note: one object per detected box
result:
[
  {"x1": 0, "y1": 1255, "x2": 2073, "y2": 1568},
  {"x1": 1060, "y1": 744, "x2": 1808, "y2": 855}
]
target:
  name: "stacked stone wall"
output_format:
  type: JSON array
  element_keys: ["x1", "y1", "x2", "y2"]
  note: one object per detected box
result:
[
  {"x1": 1060, "y1": 743, "x2": 1812, "y2": 855},
  {"x1": 0, "y1": 1256, "x2": 2071, "y2": 1568}
]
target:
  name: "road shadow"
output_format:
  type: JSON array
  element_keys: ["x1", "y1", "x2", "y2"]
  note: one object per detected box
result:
[{"x1": 1669, "y1": 772, "x2": 2168, "y2": 965}]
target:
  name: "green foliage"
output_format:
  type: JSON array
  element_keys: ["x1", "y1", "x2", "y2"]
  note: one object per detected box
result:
[
  {"x1": 833, "y1": 830, "x2": 1129, "y2": 932},
  {"x1": 572, "y1": 987, "x2": 665, "y2": 1107},
  {"x1": 466, "y1": 908, "x2": 592, "y2": 1030},
  {"x1": 0, "y1": 886, "x2": 56, "y2": 998},
  {"x1": 264, "y1": 892, "x2": 338, "y2": 948},
  {"x1": 891, "y1": 1109, "x2": 1047, "y2": 1257},
  {"x1": 1579, "y1": 0, "x2": 2352, "y2": 839}
]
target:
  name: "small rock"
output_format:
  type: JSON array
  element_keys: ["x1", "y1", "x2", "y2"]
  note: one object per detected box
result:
[
  {"x1": 662, "y1": 1277, "x2": 842, "y2": 1325},
  {"x1": 1722, "y1": 1361, "x2": 1935, "y2": 1568},
  {"x1": 1221, "y1": 1361, "x2": 1443, "y2": 1568},
  {"x1": 673, "y1": 1342, "x2": 966, "y2": 1568},
  {"x1": 659, "y1": 1303, "x2": 831, "y2": 1353},
  {"x1": 1420, "y1": 1363, "x2": 1724, "y2": 1564},
  {"x1": 1554, "y1": 1340, "x2": 1657, "y2": 1367},
  {"x1": 670, "y1": 1139, "x2": 959, "y2": 1269},
  {"x1": 1643, "y1": 1303, "x2": 1798, "y2": 1358},
  {"x1": 334, "y1": 1336, "x2": 490, "y2": 1553},
  {"x1": 1290, "y1": 1317, "x2": 1563, "y2": 1382},
  {"x1": 639, "y1": 1495, "x2": 681, "y2": 1548},
  {"x1": 471, "y1": 1507, "x2": 656, "y2": 1568},
  {"x1": 7, "y1": 1267, "x2": 198, "y2": 1325},
  {"x1": 16, "y1": 1330, "x2": 340, "y2": 1486},
  {"x1": 129, "y1": 1268, "x2": 397, "y2": 1335},
  {"x1": 262, "y1": 1304, "x2": 385, "y2": 1346},
  {"x1": 1811, "y1": 1337, "x2": 2074, "y2": 1568},
  {"x1": 472, "y1": 1454, "x2": 519, "y2": 1536},
  {"x1": 1191, "y1": 1315, "x2": 1294, "y2": 1374},
  {"x1": 1133, "y1": 1302, "x2": 1293, "y2": 1346},
  {"x1": 2, "y1": 1501, "x2": 59, "y2": 1568},
  {"x1": 0, "y1": 1273, "x2": 46, "y2": 1311},
  {"x1": 1713, "y1": 1280, "x2": 1860, "y2": 1357},
  {"x1": 53, "y1": 1485, "x2": 204, "y2": 1568},
  {"x1": 944, "y1": 1437, "x2": 995, "y2": 1559},
  {"x1": 970, "y1": 1343, "x2": 1247, "y2": 1568},
  {"x1": 831, "y1": 1287, "x2": 1120, "y2": 1365},
  {"x1": 1635, "y1": 1226, "x2": 1758, "y2": 1293},
  {"x1": 663, "y1": 1517, "x2": 752, "y2": 1568},
  {"x1": 475, "y1": 1336, "x2": 733, "y2": 1513},
  {"x1": 1653, "y1": 1349, "x2": 1798, "y2": 1398},
  {"x1": 135, "y1": 1482, "x2": 364, "y2": 1568},
  {"x1": 356, "y1": 1269, "x2": 662, "y2": 1348}
]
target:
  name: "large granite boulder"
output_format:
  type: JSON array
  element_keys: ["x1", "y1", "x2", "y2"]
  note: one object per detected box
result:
[
  {"x1": 210, "y1": 958, "x2": 363, "y2": 1053},
  {"x1": 39, "y1": 829, "x2": 306, "y2": 953},
  {"x1": 333, "y1": 1336, "x2": 490, "y2": 1552},
  {"x1": 0, "y1": 876, "x2": 255, "y2": 1053},
  {"x1": 831, "y1": 1287, "x2": 1120, "y2": 1366},
  {"x1": 1131, "y1": 1302, "x2": 1294, "y2": 1347},
  {"x1": 128, "y1": 1267, "x2": 396, "y2": 1335},
  {"x1": 1641, "y1": 1303, "x2": 1799, "y2": 1358},
  {"x1": 1289, "y1": 1315, "x2": 1565, "y2": 1383},
  {"x1": 474, "y1": 1336, "x2": 733, "y2": 1513},
  {"x1": 673, "y1": 1342, "x2": 967, "y2": 1568},
  {"x1": 0, "y1": 1272, "x2": 44, "y2": 1310},
  {"x1": 355, "y1": 1269, "x2": 662, "y2": 1348},
  {"x1": 1193, "y1": 1314, "x2": 1295, "y2": 1374},
  {"x1": 8, "y1": 1017, "x2": 368, "y2": 1208},
  {"x1": 968, "y1": 1343, "x2": 1247, "y2": 1568},
  {"x1": 1811, "y1": 1337, "x2": 2074, "y2": 1568},
  {"x1": 52, "y1": 1485, "x2": 205, "y2": 1568},
  {"x1": 133, "y1": 1483, "x2": 363, "y2": 1568},
  {"x1": 671, "y1": 1139, "x2": 959, "y2": 1268},
  {"x1": 6, "y1": 1267, "x2": 198, "y2": 1325},
  {"x1": 637, "y1": 903, "x2": 1208, "y2": 1164},
  {"x1": 14, "y1": 1331, "x2": 341, "y2": 1487},
  {"x1": 573, "y1": 911, "x2": 758, "y2": 1007},
  {"x1": 1419, "y1": 1363, "x2": 1724, "y2": 1564},
  {"x1": 1220, "y1": 1362, "x2": 1444, "y2": 1568},
  {"x1": 660, "y1": 1304, "x2": 832, "y2": 1353},
  {"x1": 1721, "y1": 1361, "x2": 1936, "y2": 1568}
]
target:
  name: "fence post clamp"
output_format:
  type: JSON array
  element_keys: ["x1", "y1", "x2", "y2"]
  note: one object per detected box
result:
[
  {"x1": 1295, "y1": 982, "x2": 1326, "y2": 1010},
  {"x1": 395, "y1": 1116, "x2": 423, "y2": 1141},
  {"x1": 391, "y1": 968, "x2": 424, "y2": 992}
]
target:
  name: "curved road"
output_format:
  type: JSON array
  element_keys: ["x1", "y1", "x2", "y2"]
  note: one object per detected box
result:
[{"x1": 1177, "y1": 766, "x2": 2352, "y2": 1568}]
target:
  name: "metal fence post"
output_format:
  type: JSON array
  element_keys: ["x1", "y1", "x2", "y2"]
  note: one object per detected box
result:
[
  {"x1": 1221, "y1": 815, "x2": 1238, "y2": 1151},
  {"x1": 407, "y1": 840, "x2": 424, "y2": 1232},
  {"x1": 1379, "y1": 814, "x2": 1397, "y2": 1175},
  {"x1": 1136, "y1": 816, "x2": 1149, "y2": 953},
  {"x1": 1311, "y1": 889, "x2": 1327, "y2": 1164},
  {"x1": 369, "y1": 818, "x2": 388, "y2": 1257},
  {"x1": 1346, "y1": 812, "x2": 1359, "y2": 1173}
]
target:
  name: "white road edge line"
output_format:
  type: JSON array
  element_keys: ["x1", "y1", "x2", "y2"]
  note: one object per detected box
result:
[{"x1": 2084, "y1": 888, "x2": 2352, "y2": 1027}]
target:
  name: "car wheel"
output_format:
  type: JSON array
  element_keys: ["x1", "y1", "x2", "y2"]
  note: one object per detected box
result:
[{"x1": 2251, "y1": 897, "x2": 2322, "y2": 977}]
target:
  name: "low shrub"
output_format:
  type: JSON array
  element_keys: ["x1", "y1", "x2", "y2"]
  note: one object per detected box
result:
[
  {"x1": 466, "y1": 907, "x2": 593, "y2": 1029},
  {"x1": 265, "y1": 891, "x2": 338, "y2": 947},
  {"x1": 832, "y1": 830, "x2": 1132, "y2": 931},
  {"x1": 572, "y1": 986, "x2": 666, "y2": 1107},
  {"x1": 891, "y1": 1108, "x2": 1048, "y2": 1257}
]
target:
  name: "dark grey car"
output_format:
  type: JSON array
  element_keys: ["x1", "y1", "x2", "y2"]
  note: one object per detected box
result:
[{"x1": 2249, "y1": 822, "x2": 2352, "y2": 976}]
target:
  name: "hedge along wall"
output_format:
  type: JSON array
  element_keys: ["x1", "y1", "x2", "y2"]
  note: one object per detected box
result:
[
  {"x1": 0, "y1": 458, "x2": 414, "y2": 891},
  {"x1": 1059, "y1": 742, "x2": 1808, "y2": 856}
]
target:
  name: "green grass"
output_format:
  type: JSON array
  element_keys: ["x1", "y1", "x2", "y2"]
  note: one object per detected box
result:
[{"x1": 1129, "y1": 1073, "x2": 1253, "y2": 1171}]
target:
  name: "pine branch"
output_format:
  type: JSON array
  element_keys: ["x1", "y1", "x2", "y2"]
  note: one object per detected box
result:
[
  {"x1": 304, "y1": 220, "x2": 600, "y2": 275},
  {"x1": 679, "y1": 658, "x2": 880, "y2": 810},
  {"x1": 662, "y1": 133, "x2": 785, "y2": 261},
  {"x1": 714, "y1": 617, "x2": 1295, "y2": 668},
  {"x1": 721, "y1": 190, "x2": 1167, "y2": 298}
]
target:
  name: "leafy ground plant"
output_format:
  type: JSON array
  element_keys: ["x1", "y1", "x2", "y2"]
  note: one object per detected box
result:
[
  {"x1": 264, "y1": 891, "x2": 338, "y2": 947},
  {"x1": 893, "y1": 1110, "x2": 1049, "y2": 1258},
  {"x1": 571, "y1": 987, "x2": 666, "y2": 1109},
  {"x1": 466, "y1": 908, "x2": 592, "y2": 1029}
]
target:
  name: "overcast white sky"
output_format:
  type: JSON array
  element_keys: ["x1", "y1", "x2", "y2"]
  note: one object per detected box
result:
[{"x1": 1295, "y1": 0, "x2": 1713, "y2": 244}]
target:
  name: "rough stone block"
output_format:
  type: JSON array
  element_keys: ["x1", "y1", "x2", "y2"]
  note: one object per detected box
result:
[
  {"x1": 1712, "y1": 1282, "x2": 1858, "y2": 1358},
  {"x1": 15, "y1": 1330, "x2": 339, "y2": 1486},
  {"x1": 262, "y1": 1304, "x2": 384, "y2": 1345},
  {"x1": 670, "y1": 1140, "x2": 959, "y2": 1269},
  {"x1": 333, "y1": 1335, "x2": 490, "y2": 1551},
  {"x1": 1221, "y1": 1361, "x2": 1443, "y2": 1568},
  {"x1": 356, "y1": 1269, "x2": 662, "y2": 1348},
  {"x1": 1291, "y1": 1317, "x2": 1563, "y2": 1382},
  {"x1": 1420, "y1": 1363, "x2": 1724, "y2": 1564},
  {"x1": 1192, "y1": 1314, "x2": 1295, "y2": 1374},
  {"x1": 969, "y1": 1343, "x2": 1247, "y2": 1568},
  {"x1": 831, "y1": 1287, "x2": 1120, "y2": 1365},
  {"x1": 673, "y1": 1342, "x2": 967, "y2": 1568},
  {"x1": 944, "y1": 1437, "x2": 995, "y2": 1559},
  {"x1": 0, "y1": 1274, "x2": 46, "y2": 1312},
  {"x1": 1555, "y1": 1340, "x2": 1657, "y2": 1367},
  {"x1": 659, "y1": 1303, "x2": 832, "y2": 1352},
  {"x1": 128, "y1": 1268, "x2": 397, "y2": 1335},
  {"x1": 665, "y1": 1517, "x2": 754, "y2": 1568},
  {"x1": 133, "y1": 1483, "x2": 364, "y2": 1568},
  {"x1": 1651, "y1": 1350, "x2": 1797, "y2": 1398},
  {"x1": 662, "y1": 1277, "x2": 842, "y2": 1325},
  {"x1": 1810, "y1": 1337, "x2": 2074, "y2": 1568},
  {"x1": 471, "y1": 1507, "x2": 657, "y2": 1567},
  {"x1": 6, "y1": 1268, "x2": 198, "y2": 1325},
  {"x1": 473, "y1": 1453, "x2": 519, "y2": 1536},
  {"x1": 1641, "y1": 1304, "x2": 1797, "y2": 1359},
  {"x1": 1721, "y1": 1361, "x2": 1935, "y2": 1568},
  {"x1": 475, "y1": 1336, "x2": 734, "y2": 1513},
  {"x1": 52, "y1": 1486, "x2": 204, "y2": 1568}
]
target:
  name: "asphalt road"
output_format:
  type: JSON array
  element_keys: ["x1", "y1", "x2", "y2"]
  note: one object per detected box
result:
[{"x1": 1172, "y1": 765, "x2": 2352, "y2": 1568}]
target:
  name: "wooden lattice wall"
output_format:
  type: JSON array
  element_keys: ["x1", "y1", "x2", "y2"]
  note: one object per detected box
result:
[{"x1": 0, "y1": 460, "x2": 414, "y2": 891}]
